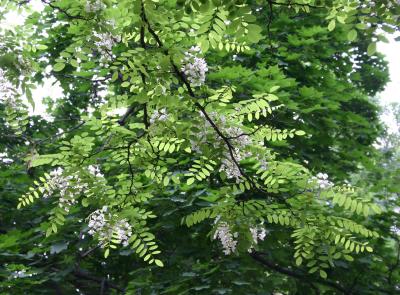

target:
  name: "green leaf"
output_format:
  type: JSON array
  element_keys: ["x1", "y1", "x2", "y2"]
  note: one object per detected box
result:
[
  {"x1": 295, "y1": 130, "x2": 306, "y2": 136},
  {"x1": 53, "y1": 63, "x2": 65, "y2": 72},
  {"x1": 111, "y1": 71, "x2": 119, "y2": 82},
  {"x1": 295, "y1": 257, "x2": 303, "y2": 266},
  {"x1": 367, "y1": 43, "x2": 376, "y2": 56},
  {"x1": 155, "y1": 259, "x2": 164, "y2": 267},
  {"x1": 344, "y1": 254, "x2": 354, "y2": 261},
  {"x1": 328, "y1": 20, "x2": 336, "y2": 31},
  {"x1": 45, "y1": 227, "x2": 53, "y2": 237},
  {"x1": 347, "y1": 30, "x2": 357, "y2": 41},
  {"x1": 370, "y1": 204, "x2": 382, "y2": 214},
  {"x1": 187, "y1": 177, "x2": 195, "y2": 185},
  {"x1": 70, "y1": 59, "x2": 79, "y2": 68},
  {"x1": 37, "y1": 44, "x2": 48, "y2": 50},
  {"x1": 104, "y1": 248, "x2": 110, "y2": 258},
  {"x1": 319, "y1": 270, "x2": 327, "y2": 279}
]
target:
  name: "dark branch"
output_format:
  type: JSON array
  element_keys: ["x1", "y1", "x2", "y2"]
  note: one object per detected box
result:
[
  {"x1": 127, "y1": 140, "x2": 135, "y2": 194},
  {"x1": 73, "y1": 268, "x2": 125, "y2": 293},
  {"x1": 35, "y1": 121, "x2": 86, "y2": 145},
  {"x1": 250, "y1": 252, "x2": 349, "y2": 294},
  {"x1": 270, "y1": 0, "x2": 325, "y2": 9},
  {"x1": 118, "y1": 105, "x2": 140, "y2": 126},
  {"x1": 41, "y1": 0, "x2": 90, "y2": 20}
]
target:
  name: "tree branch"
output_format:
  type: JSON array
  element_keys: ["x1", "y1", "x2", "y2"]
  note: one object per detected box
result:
[
  {"x1": 270, "y1": 0, "x2": 325, "y2": 9},
  {"x1": 41, "y1": 0, "x2": 90, "y2": 20},
  {"x1": 35, "y1": 121, "x2": 86, "y2": 144},
  {"x1": 140, "y1": 2, "x2": 260, "y2": 189},
  {"x1": 118, "y1": 105, "x2": 140, "y2": 126},
  {"x1": 72, "y1": 268, "x2": 125, "y2": 293},
  {"x1": 250, "y1": 252, "x2": 349, "y2": 294}
]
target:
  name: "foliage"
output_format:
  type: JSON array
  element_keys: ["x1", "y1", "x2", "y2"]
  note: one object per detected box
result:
[{"x1": 0, "y1": 0, "x2": 399, "y2": 294}]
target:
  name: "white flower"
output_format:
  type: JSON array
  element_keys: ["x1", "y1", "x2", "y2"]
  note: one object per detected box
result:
[
  {"x1": 0, "y1": 69, "x2": 15, "y2": 104},
  {"x1": 149, "y1": 108, "x2": 169, "y2": 124},
  {"x1": 93, "y1": 32, "x2": 120, "y2": 60},
  {"x1": 219, "y1": 154, "x2": 242, "y2": 182},
  {"x1": 85, "y1": 0, "x2": 105, "y2": 13},
  {"x1": 114, "y1": 219, "x2": 132, "y2": 247},
  {"x1": 42, "y1": 168, "x2": 87, "y2": 211},
  {"x1": 311, "y1": 172, "x2": 334, "y2": 189},
  {"x1": 213, "y1": 221, "x2": 238, "y2": 255},
  {"x1": 192, "y1": 111, "x2": 254, "y2": 181},
  {"x1": 88, "y1": 164, "x2": 104, "y2": 178},
  {"x1": 258, "y1": 227, "x2": 267, "y2": 240},
  {"x1": 248, "y1": 226, "x2": 267, "y2": 252},
  {"x1": 12, "y1": 269, "x2": 26, "y2": 279},
  {"x1": 87, "y1": 208, "x2": 132, "y2": 247},
  {"x1": 87, "y1": 208, "x2": 107, "y2": 235},
  {"x1": 181, "y1": 46, "x2": 208, "y2": 87}
]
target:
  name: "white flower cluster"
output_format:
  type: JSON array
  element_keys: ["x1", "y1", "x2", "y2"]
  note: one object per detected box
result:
[
  {"x1": 191, "y1": 112, "x2": 254, "y2": 182},
  {"x1": 93, "y1": 32, "x2": 120, "y2": 60},
  {"x1": 220, "y1": 155, "x2": 242, "y2": 181},
  {"x1": 113, "y1": 219, "x2": 132, "y2": 247},
  {"x1": 88, "y1": 164, "x2": 104, "y2": 178},
  {"x1": 149, "y1": 108, "x2": 169, "y2": 124},
  {"x1": 181, "y1": 46, "x2": 208, "y2": 87},
  {"x1": 219, "y1": 126, "x2": 253, "y2": 182},
  {"x1": 10, "y1": 268, "x2": 36, "y2": 279},
  {"x1": 213, "y1": 220, "x2": 238, "y2": 255},
  {"x1": 248, "y1": 226, "x2": 267, "y2": 252},
  {"x1": 0, "y1": 68, "x2": 14, "y2": 104},
  {"x1": 311, "y1": 172, "x2": 334, "y2": 189},
  {"x1": 87, "y1": 207, "x2": 132, "y2": 247},
  {"x1": 84, "y1": 0, "x2": 105, "y2": 13},
  {"x1": 44, "y1": 168, "x2": 87, "y2": 212},
  {"x1": 12, "y1": 269, "x2": 26, "y2": 279},
  {"x1": 88, "y1": 207, "x2": 108, "y2": 236},
  {"x1": 390, "y1": 225, "x2": 400, "y2": 236}
]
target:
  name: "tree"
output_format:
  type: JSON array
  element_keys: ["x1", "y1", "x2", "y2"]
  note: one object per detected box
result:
[{"x1": 0, "y1": 0, "x2": 399, "y2": 294}]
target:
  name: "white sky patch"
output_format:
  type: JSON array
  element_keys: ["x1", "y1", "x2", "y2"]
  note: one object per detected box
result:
[
  {"x1": 30, "y1": 77, "x2": 64, "y2": 120},
  {"x1": 378, "y1": 33, "x2": 400, "y2": 134}
]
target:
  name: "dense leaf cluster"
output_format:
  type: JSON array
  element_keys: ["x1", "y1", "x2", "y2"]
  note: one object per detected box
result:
[{"x1": 0, "y1": 0, "x2": 399, "y2": 294}]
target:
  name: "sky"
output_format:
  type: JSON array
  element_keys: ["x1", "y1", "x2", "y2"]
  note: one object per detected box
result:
[
  {"x1": 1, "y1": 3, "x2": 399, "y2": 132},
  {"x1": 377, "y1": 33, "x2": 400, "y2": 133}
]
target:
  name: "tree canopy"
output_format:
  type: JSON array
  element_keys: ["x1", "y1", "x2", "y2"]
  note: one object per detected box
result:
[{"x1": 0, "y1": 0, "x2": 399, "y2": 294}]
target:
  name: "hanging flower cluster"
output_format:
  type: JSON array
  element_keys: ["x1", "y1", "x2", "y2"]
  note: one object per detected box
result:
[
  {"x1": 93, "y1": 32, "x2": 120, "y2": 60},
  {"x1": 181, "y1": 46, "x2": 208, "y2": 87},
  {"x1": 191, "y1": 111, "x2": 254, "y2": 182},
  {"x1": 43, "y1": 168, "x2": 88, "y2": 212},
  {"x1": 311, "y1": 172, "x2": 334, "y2": 189},
  {"x1": 87, "y1": 207, "x2": 132, "y2": 247},
  {"x1": 213, "y1": 219, "x2": 238, "y2": 255},
  {"x1": 88, "y1": 164, "x2": 104, "y2": 178},
  {"x1": 87, "y1": 207, "x2": 107, "y2": 235},
  {"x1": 220, "y1": 126, "x2": 253, "y2": 182},
  {"x1": 84, "y1": 0, "x2": 105, "y2": 13},
  {"x1": 149, "y1": 108, "x2": 169, "y2": 124},
  {"x1": 113, "y1": 219, "x2": 132, "y2": 247},
  {"x1": 0, "y1": 68, "x2": 15, "y2": 104},
  {"x1": 220, "y1": 156, "x2": 242, "y2": 181},
  {"x1": 248, "y1": 226, "x2": 267, "y2": 252}
]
